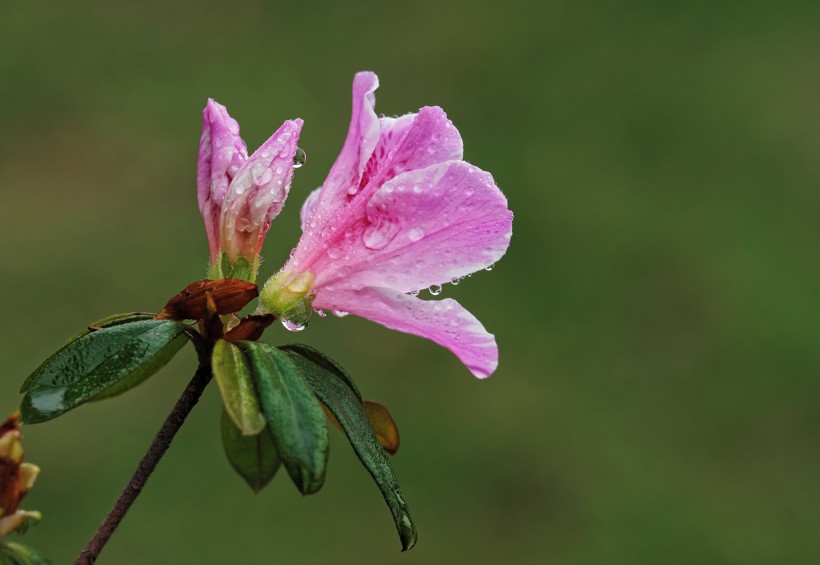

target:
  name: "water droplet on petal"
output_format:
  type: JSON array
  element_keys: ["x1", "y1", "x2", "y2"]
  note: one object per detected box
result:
[
  {"x1": 412, "y1": 183, "x2": 423, "y2": 194},
  {"x1": 331, "y1": 310, "x2": 349, "y2": 318},
  {"x1": 428, "y1": 285, "x2": 442, "y2": 296},
  {"x1": 484, "y1": 263, "x2": 495, "y2": 271},
  {"x1": 315, "y1": 309, "x2": 327, "y2": 318},
  {"x1": 451, "y1": 277, "x2": 461, "y2": 286},
  {"x1": 293, "y1": 147, "x2": 306, "y2": 168},
  {"x1": 408, "y1": 227, "x2": 425, "y2": 242},
  {"x1": 327, "y1": 247, "x2": 343, "y2": 259},
  {"x1": 362, "y1": 216, "x2": 400, "y2": 250},
  {"x1": 409, "y1": 289, "x2": 420, "y2": 296}
]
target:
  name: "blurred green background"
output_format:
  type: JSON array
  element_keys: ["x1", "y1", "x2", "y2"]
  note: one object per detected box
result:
[{"x1": 2, "y1": 0, "x2": 819, "y2": 563}]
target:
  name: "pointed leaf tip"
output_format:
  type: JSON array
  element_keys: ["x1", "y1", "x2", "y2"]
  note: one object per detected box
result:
[
  {"x1": 236, "y1": 342, "x2": 329, "y2": 495},
  {"x1": 20, "y1": 319, "x2": 188, "y2": 424},
  {"x1": 220, "y1": 409, "x2": 280, "y2": 493},
  {"x1": 281, "y1": 346, "x2": 418, "y2": 550}
]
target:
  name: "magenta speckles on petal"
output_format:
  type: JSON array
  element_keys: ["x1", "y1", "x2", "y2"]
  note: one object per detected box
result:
[{"x1": 259, "y1": 72, "x2": 513, "y2": 378}]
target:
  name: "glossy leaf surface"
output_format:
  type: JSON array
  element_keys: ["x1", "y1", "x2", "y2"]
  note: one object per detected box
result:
[
  {"x1": 20, "y1": 319, "x2": 188, "y2": 424},
  {"x1": 212, "y1": 340, "x2": 266, "y2": 435},
  {"x1": 220, "y1": 409, "x2": 280, "y2": 493},
  {"x1": 282, "y1": 345, "x2": 417, "y2": 550},
  {"x1": 236, "y1": 341, "x2": 328, "y2": 495}
]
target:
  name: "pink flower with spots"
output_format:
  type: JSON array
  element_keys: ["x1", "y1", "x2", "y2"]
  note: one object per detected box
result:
[
  {"x1": 260, "y1": 72, "x2": 513, "y2": 378},
  {"x1": 197, "y1": 99, "x2": 303, "y2": 281}
]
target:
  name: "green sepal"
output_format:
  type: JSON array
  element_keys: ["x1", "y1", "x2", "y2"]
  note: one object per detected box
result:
[
  {"x1": 234, "y1": 341, "x2": 328, "y2": 495},
  {"x1": 20, "y1": 319, "x2": 188, "y2": 424},
  {"x1": 218, "y1": 253, "x2": 257, "y2": 283},
  {"x1": 220, "y1": 409, "x2": 280, "y2": 493},
  {"x1": 281, "y1": 345, "x2": 418, "y2": 551},
  {"x1": 0, "y1": 541, "x2": 51, "y2": 565},
  {"x1": 212, "y1": 340, "x2": 266, "y2": 435}
]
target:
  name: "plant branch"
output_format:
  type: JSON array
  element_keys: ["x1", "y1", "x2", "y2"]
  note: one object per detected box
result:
[{"x1": 75, "y1": 361, "x2": 213, "y2": 564}]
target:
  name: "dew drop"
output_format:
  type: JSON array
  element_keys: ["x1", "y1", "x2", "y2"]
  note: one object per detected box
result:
[
  {"x1": 315, "y1": 309, "x2": 327, "y2": 318},
  {"x1": 331, "y1": 310, "x2": 349, "y2": 318},
  {"x1": 281, "y1": 318, "x2": 307, "y2": 332},
  {"x1": 484, "y1": 263, "x2": 495, "y2": 271},
  {"x1": 409, "y1": 289, "x2": 420, "y2": 296},
  {"x1": 408, "y1": 227, "x2": 425, "y2": 242},
  {"x1": 428, "y1": 285, "x2": 442, "y2": 296},
  {"x1": 293, "y1": 147, "x2": 306, "y2": 168},
  {"x1": 412, "y1": 183, "x2": 423, "y2": 194},
  {"x1": 327, "y1": 247, "x2": 343, "y2": 259},
  {"x1": 451, "y1": 277, "x2": 461, "y2": 286},
  {"x1": 362, "y1": 216, "x2": 400, "y2": 249}
]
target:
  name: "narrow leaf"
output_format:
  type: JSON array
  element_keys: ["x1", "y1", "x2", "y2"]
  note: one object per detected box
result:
[
  {"x1": 212, "y1": 340, "x2": 266, "y2": 435},
  {"x1": 282, "y1": 346, "x2": 417, "y2": 550},
  {"x1": 237, "y1": 341, "x2": 328, "y2": 495},
  {"x1": 220, "y1": 409, "x2": 280, "y2": 493},
  {"x1": 20, "y1": 319, "x2": 188, "y2": 424},
  {"x1": 279, "y1": 344, "x2": 362, "y2": 400}
]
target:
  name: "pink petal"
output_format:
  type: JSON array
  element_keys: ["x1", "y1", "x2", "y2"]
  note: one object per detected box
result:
[
  {"x1": 304, "y1": 160, "x2": 512, "y2": 293},
  {"x1": 290, "y1": 106, "x2": 468, "y2": 273},
  {"x1": 315, "y1": 71, "x2": 380, "y2": 211},
  {"x1": 313, "y1": 287, "x2": 498, "y2": 379},
  {"x1": 359, "y1": 106, "x2": 463, "y2": 194},
  {"x1": 220, "y1": 119, "x2": 303, "y2": 261},
  {"x1": 299, "y1": 187, "x2": 321, "y2": 232},
  {"x1": 197, "y1": 99, "x2": 249, "y2": 261}
]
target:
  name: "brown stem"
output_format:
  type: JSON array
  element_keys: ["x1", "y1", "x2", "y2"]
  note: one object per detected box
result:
[{"x1": 75, "y1": 362, "x2": 213, "y2": 564}]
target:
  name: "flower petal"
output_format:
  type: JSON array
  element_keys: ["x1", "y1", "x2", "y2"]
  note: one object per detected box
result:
[
  {"x1": 360, "y1": 106, "x2": 463, "y2": 193},
  {"x1": 198, "y1": 99, "x2": 249, "y2": 261},
  {"x1": 306, "y1": 160, "x2": 512, "y2": 293},
  {"x1": 299, "y1": 187, "x2": 321, "y2": 232},
  {"x1": 314, "y1": 287, "x2": 498, "y2": 379},
  {"x1": 316, "y1": 71, "x2": 380, "y2": 211},
  {"x1": 220, "y1": 119, "x2": 303, "y2": 261}
]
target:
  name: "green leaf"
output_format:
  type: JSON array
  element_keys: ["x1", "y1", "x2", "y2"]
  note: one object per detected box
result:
[
  {"x1": 235, "y1": 341, "x2": 328, "y2": 495},
  {"x1": 282, "y1": 346, "x2": 418, "y2": 551},
  {"x1": 19, "y1": 313, "x2": 154, "y2": 394},
  {"x1": 0, "y1": 541, "x2": 51, "y2": 565},
  {"x1": 220, "y1": 409, "x2": 280, "y2": 493},
  {"x1": 279, "y1": 344, "x2": 362, "y2": 400},
  {"x1": 212, "y1": 340, "x2": 266, "y2": 435},
  {"x1": 20, "y1": 319, "x2": 188, "y2": 424}
]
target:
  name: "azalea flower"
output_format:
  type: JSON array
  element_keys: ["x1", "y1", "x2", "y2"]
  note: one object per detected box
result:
[
  {"x1": 260, "y1": 72, "x2": 513, "y2": 378},
  {"x1": 0, "y1": 413, "x2": 41, "y2": 537},
  {"x1": 197, "y1": 99, "x2": 303, "y2": 281}
]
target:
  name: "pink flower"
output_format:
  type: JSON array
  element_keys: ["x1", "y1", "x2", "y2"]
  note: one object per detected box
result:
[
  {"x1": 260, "y1": 72, "x2": 513, "y2": 378},
  {"x1": 197, "y1": 99, "x2": 303, "y2": 281}
]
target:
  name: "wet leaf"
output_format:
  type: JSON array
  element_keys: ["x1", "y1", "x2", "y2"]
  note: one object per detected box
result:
[
  {"x1": 282, "y1": 346, "x2": 417, "y2": 550},
  {"x1": 212, "y1": 340, "x2": 266, "y2": 436},
  {"x1": 20, "y1": 319, "x2": 188, "y2": 424},
  {"x1": 220, "y1": 409, "x2": 280, "y2": 493},
  {"x1": 236, "y1": 342, "x2": 328, "y2": 495}
]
